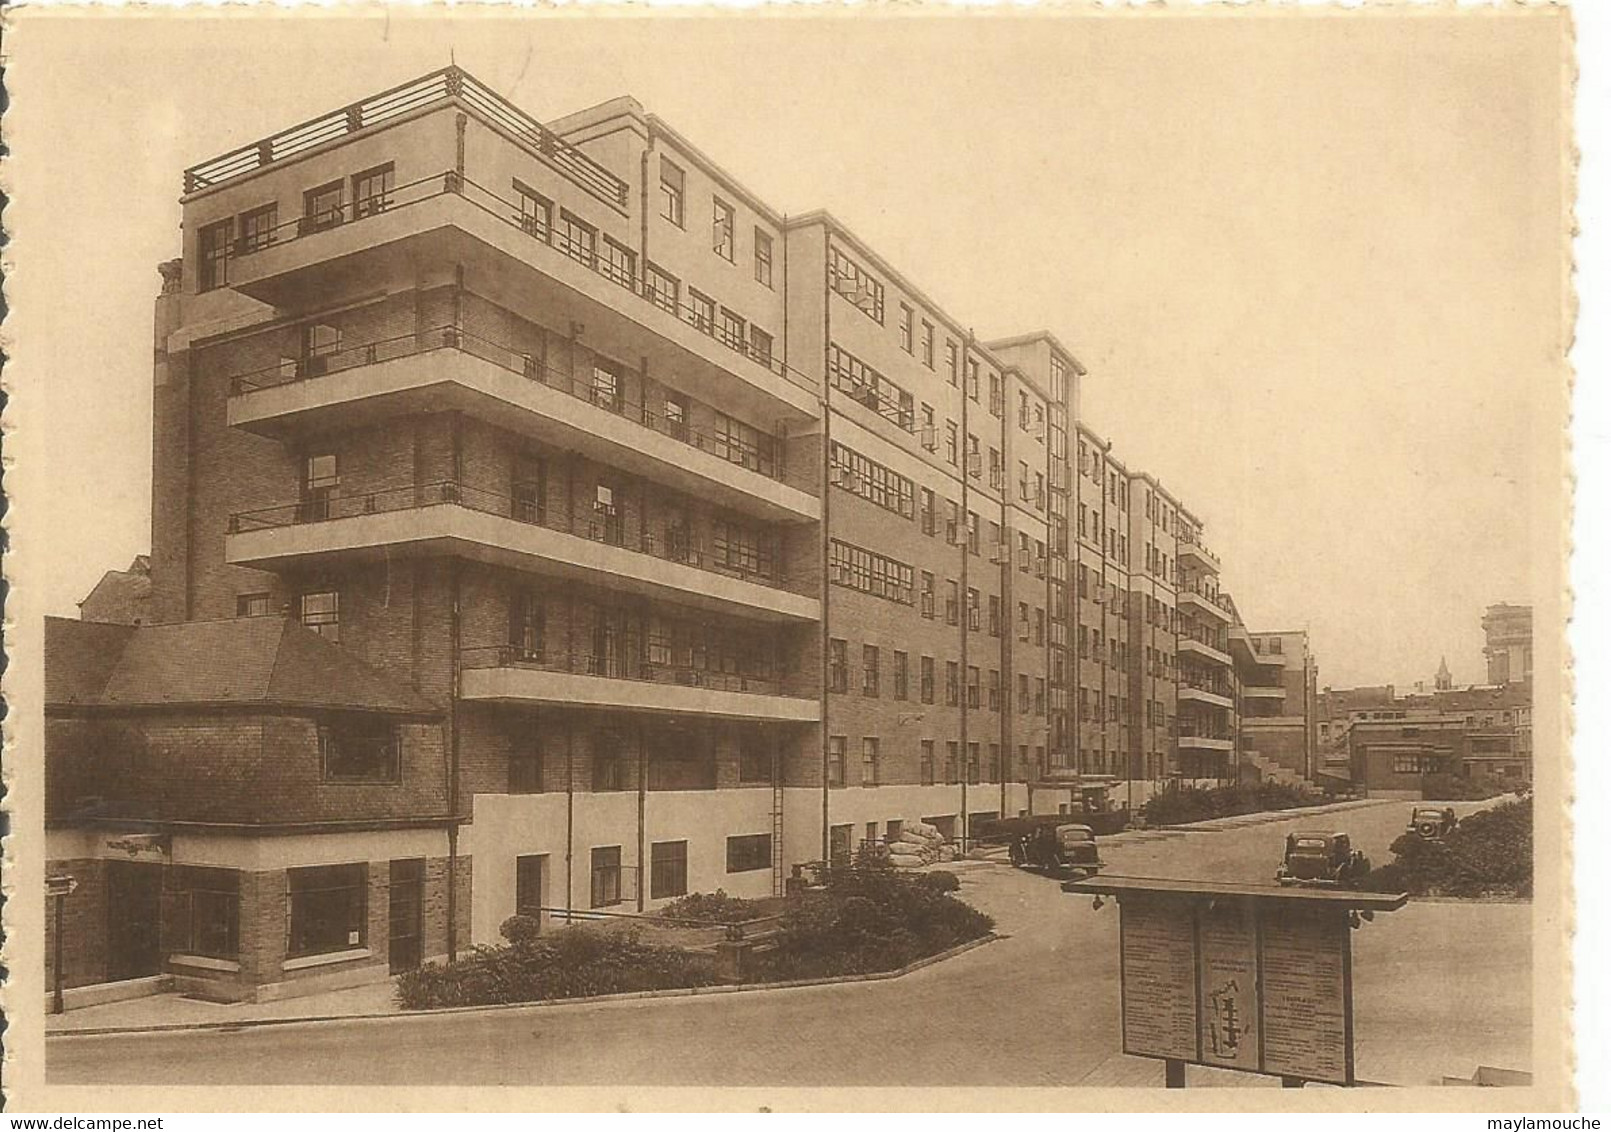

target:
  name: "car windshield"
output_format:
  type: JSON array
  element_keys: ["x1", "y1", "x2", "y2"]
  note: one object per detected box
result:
[
  {"x1": 1060, "y1": 829, "x2": 1093, "y2": 841},
  {"x1": 1292, "y1": 838, "x2": 1329, "y2": 851}
]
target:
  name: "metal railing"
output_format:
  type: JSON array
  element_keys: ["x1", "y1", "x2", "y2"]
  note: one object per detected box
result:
[
  {"x1": 460, "y1": 644, "x2": 785, "y2": 698},
  {"x1": 1179, "y1": 675, "x2": 1234, "y2": 698},
  {"x1": 185, "y1": 67, "x2": 629, "y2": 210},
  {"x1": 226, "y1": 325, "x2": 787, "y2": 483},
  {"x1": 1178, "y1": 583, "x2": 1235, "y2": 614},
  {"x1": 228, "y1": 479, "x2": 795, "y2": 594}
]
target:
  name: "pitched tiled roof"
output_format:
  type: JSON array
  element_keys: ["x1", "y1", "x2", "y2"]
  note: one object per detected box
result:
[{"x1": 45, "y1": 615, "x2": 439, "y2": 716}]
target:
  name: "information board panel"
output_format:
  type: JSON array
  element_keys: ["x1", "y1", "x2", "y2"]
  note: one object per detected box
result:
[
  {"x1": 1197, "y1": 900, "x2": 1260, "y2": 1071},
  {"x1": 1119, "y1": 898, "x2": 1199, "y2": 1062},
  {"x1": 1260, "y1": 905, "x2": 1352, "y2": 1085}
]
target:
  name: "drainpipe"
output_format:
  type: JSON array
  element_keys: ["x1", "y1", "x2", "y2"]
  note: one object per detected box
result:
[
  {"x1": 447, "y1": 555, "x2": 462, "y2": 962},
  {"x1": 959, "y1": 332, "x2": 973, "y2": 846},
  {"x1": 819, "y1": 233, "x2": 833, "y2": 864}
]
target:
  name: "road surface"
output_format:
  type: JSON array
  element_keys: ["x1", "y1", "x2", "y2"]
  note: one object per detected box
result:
[{"x1": 47, "y1": 796, "x2": 1529, "y2": 1088}]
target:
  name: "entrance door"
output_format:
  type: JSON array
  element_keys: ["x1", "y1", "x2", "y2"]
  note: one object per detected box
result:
[
  {"x1": 388, "y1": 859, "x2": 425, "y2": 974},
  {"x1": 106, "y1": 861, "x2": 164, "y2": 982}
]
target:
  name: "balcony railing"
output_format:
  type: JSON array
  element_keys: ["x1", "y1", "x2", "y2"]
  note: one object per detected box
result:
[
  {"x1": 1178, "y1": 583, "x2": 1235, "y2": 615},
  {"x1": 460, "y1": 644, "x2": 784, "y2": 697},
  {"x1": 227, "y1": 325, "x2": 785, "y2": 483},
  {"x1": 228, "y1": 479, "x2": 794, "y2": 594},
  {"x1": 185, "y1": 66, "x2": 630, "y2": 210},
  {"x1": 1180, "y1": 676, "x2": 1233, "y2": 698},
  {"x1": 205, "y1": 167, "x2": 818, "y2": 401},
  {"x1": 1179, "y1": 628, "x2": 1230, "y2": 653}
]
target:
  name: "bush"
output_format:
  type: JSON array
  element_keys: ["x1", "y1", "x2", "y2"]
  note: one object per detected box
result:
[
  {"x1": 499, "y1": 914, "x2": 543, "y2": 945},
  {"x1": 758, "y1": 849, "x2": 993, "y2": 981},
  {"x1": 916, "y1": 870, "x2": 961, "y2": 894},
  {"x1": 1141, "y1": 781, "x2": 1325, "y2": 827},
  {"x1": 395, "y1": 925, "x2": 717, "y2": 1009},
  {"x1": 1361, "y1": 799, "x2": 1532, "y2": 898},
  {"x1": 656, "y1": 890, "x2": 766, "y2": 923},
  {"x1": 1420, "y1": 771, "x2": 1530, "y2": 801}
]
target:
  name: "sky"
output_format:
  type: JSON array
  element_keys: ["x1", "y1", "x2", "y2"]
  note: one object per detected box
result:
[{"x1": 4, "y1": 8, "x2": 1568, "y2": 690}]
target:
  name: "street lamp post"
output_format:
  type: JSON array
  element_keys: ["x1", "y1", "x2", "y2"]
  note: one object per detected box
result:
[{"x1": 47, "y1": 873, "x2": 78, "y2": 1015}]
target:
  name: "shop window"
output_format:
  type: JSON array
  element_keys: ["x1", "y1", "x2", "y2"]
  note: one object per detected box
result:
[{"x1": 287, "y1": 864, "x2": 367, "y2": 958}]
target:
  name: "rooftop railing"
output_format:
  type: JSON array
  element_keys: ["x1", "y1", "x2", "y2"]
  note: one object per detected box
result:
[
  {"x1": 459, "y1": 644, "x2": 785, "y2": 698},
  {"x1": 227, "y1": 324, "x2": 788, "y2": 484},
  {"x1": 184, "y1": 66, "x2": 630, "y2": 210},
  {"x1": 228, "y1": 478, "x2": 796, "y2": 595}
]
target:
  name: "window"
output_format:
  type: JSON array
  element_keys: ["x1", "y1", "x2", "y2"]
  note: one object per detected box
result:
[
  {"x1": 727, "y1": 834, "x2": 773, "y2": 873},
  {"x1": 601, "y1": 237, "x2": 637, "y2": 288},
  {"x1": 828, "y1": 246, "x2": 885, "y2": 322},
  {"x1": 828, "y1": 736, "x2": 847, "y2": 787},
  {"x1": 900, "y1": 304, "x2": 914, "y2": 353},
  {"x1": 967, "y1": 587, "x2": 980, "y2": 630},
  {"x1": 650, "y1": 841, "x2": 689, "y2": 900},
  {"x1": 863, "y1": 645, "x2": 881, "y2": 697},
  {"x1": 967, "y1": 359, "x2": 980, "y2": 402},
  {"x1": 829, "y1": 638, "x2": 849, "y2": 693},
  {"x1": 1019, "y1": 602, "x2": 1031, "y2": 641},
  {"x1": 559, "y1": 211, "x2": 596, "y2": 267},
  {"x1": 921, "y1": 404, "x2": 937, "y2": 451},
  {"x1": 946, "y1": 661, "x2": 960, "y2": 706},
  {"x1": 830, "y1": 442, "x2": 916, "y2": 518},
  {"x1": 713, "y1": 198, "x2": 735, "y2": 260},
  {"x1": 715, "y1": 413, "x2": 777, "y2": 477},
  {"x1": 829, "y1": 540, "x2": 915, "y2": 604},
  {"x1": 514, "y1": 180, "x2": 552, "y2": 239},
  {"x1": 893, "y1": 651, "x2": 909, "y2": 701},
  {"x1": 968, "y1": 511, "x2": 980, "y2": 555},
  {"x1": 593, "y1": 733, "x2": 624, "y2": 792},
  {"x1": 299, "y1": 590, "x2": 340, "y2": 641},
  {"x1": 989, "y1": 744, "x2": 1002, "y2": 783},
  {"x1": 508, "y1": 587, "x2": 545, "y2": 661},
  {"x1": 921, "y1": 321, "x2": 935, "y2": 368},
  {"x1": 173, "y1": 867, "x2": 239, "y2": 960},
  {"x1": 238, "y1": 204, "x2": 278, "y2": 254},
  {"x1": 591, "y1": 846, "x2": 623, "y2": 908},
  {"x1": 829, "y1": 344, "x2": 913, "y2": 431},
  {"x1": 990, "y1": 595, "x2": 1003, "y2": 637},
  {"x1": 287, "y1": 864, "x2": 366, "y2": 958},
  {"x1": 645, "y1": 262, "x2": 680, "y2": 315},
  {"x1": 515, "y1": 855, "x2": 545, "y2": 917},
  {"x1": 590, "y1": 361, "x2": 622, "y2": 411},
  {"x1": 1022, "y1": 674, "x2": 1033, "y2": 715},
  {"x1": 920, "y1": 489, "x2": 937, "y2": 536},
  {"x1": 1036, "y1": 678, "x2": 1047, "y2": 716},
  {"x1": 967, "y1": 743, "x2": 981, "y2": 784},
  {"x1": 199, "y1": 219, "x2": 232, "y2": 291},
  {"x1": 945, "y1": 742, "x2": 960, "y2": 784},
  {"x1": 1035, "y1": 607, "x2": 1046, "y2": 646},
  {"x1": 302, "y1": 181, "x2": 344, "y2": 233},
  {"x1": 351, "y1": 163, "x2": 395, "y2": 218},
  {"x1": 861, "y1": 738, "x2": 880, "y2": 787},
  {"x1": 509, "y1": 740, "x2": 544, "y2": 794},
  {"x1": 946, "y1": 421, "x2": 959, "y2": 466},
  {"x1": 749, "y1": 325, "x2": 774, "y2": 366},
  {"x1": 946, "y1": 341, "x2": 959, "y2": 386},
  {"x1": 921, "y1": 656, "x2": 935, "y2": 704},
  {"x1": 236, "y1": 592, "x2": 272, "y2": 618},
  {"x1": 738, "y1": 729, "x2": 773, "y2": 783},
  {"x1": 320, "y1": 715, "x2": 400, "y2": 782},
  {"x1": 754, "y1": 228, "x2": 774, "y2": 286},
  {"x1": 718, "y1": 307, "x2": 746, "y2": 351},
  {"x1": 946, "y1": 580, "x2": 960, "y2": 626},
  {"x1": 920, "y1": 740, "x2": 936, "y2": 786},
  {"x1": 967, "y1": 666, "x2": 981, "y2": 709},
  {"x1": 989, "y1": 371, "x2": 1003, "y2": 417},
  {"x1": 659, "y1": 159, "x2": 685, "y2": 226},
  {"x1": 513, "y1": 452, "x2": 546, "y2": 524},
  {"x1": 989, "y1": 669, "x2": 1002, "y2": 712}
]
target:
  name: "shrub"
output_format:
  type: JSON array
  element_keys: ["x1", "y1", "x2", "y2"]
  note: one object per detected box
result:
[
  {"x1": 499, "y1": 914, "x2": 543, "y2": 945},
  {"x1": 1420, "y1": 771, "x2": 1530, "y2": 802},
  {"x1": 1361, "y1": 799, "x2": 1532, "y2": 898},
  {"x1": 916, "y1": 870, "x2": 961, "y2": 894},
  {"x1": 656, "y1": 889, "x2": 766, "y2": 923},
  {"x1": 1141, "y1": 781, "x2": 1324, "y2": 827},
  {"x1": 395, "y1": 925, "x2": 717, "y2": 1010}
]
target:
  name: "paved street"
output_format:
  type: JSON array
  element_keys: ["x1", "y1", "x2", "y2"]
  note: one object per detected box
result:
[{"x1": 47, "y1": 797, "x2": 1529, "y2": 1089}]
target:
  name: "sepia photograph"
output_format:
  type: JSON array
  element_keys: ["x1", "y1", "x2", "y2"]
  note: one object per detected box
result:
[{"x1": 0, "y1": 4, "x2": 1581, "y2": 1113}]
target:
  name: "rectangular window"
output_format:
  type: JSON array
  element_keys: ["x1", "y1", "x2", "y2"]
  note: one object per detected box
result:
[
  {"x1": 861, "y1": 738, "x2": 880, "y2": 787},
  {"x1": 559, "y1": 211, "x2": 596, "y2": 268},
  {"x1": 967, "y1": 666, "x2": 981, "y2": 709},
  {"x1": 718, "y1": 307, "x2": 746, "y2": 352},
  {"x1": 754, "y1": 228, "x2": 774, "y2": 286},
  {"x1": 508, "y1": 587, "x2": 545, "y2": 661},
  {"x1": 509, "y1": 740, "x2": 544, "y2": 794},
  {"x1": 829, "y1": 638, "x2": 848, "y2": 693},
  {"x1": 287, "y1": 864, "x2": 366, "y2": 958},
  {"x1": 660, "y1": 159, "x2": 685, "y2": 226},
  {"x1": 749, "y1": 325, "x2": 774, "y2": 366},
  {"x1": 921, "y1": 321, "x2": 935, "y2": 368},
  {"x1": 946, "y1": 580, "x2": 960, "y2": 626},
  {"x1": 238, "y1": 204, "x2": 278, "y2": 254},
  {"x1": 967, "y1": 587, "x2": 980, "y2": 630},
  {"x1": 946, "y1": 421, "x2": 959, "y2": 466},
  {"x1": 173, "y1": 867, "x2": 239, "y2": 960},
  {"x1": 967, "y1": 743, "x2": 981, "y2": 785},
  {"x1": 727, "y1": 834, "x2": 773, "y2": 873},
  {"x1": 299, "y1": 590, "x2": 340, "y2": 642},
  {"x1": 829, "y1": 343, "x2": 913, "y2": 431},
  {"x1": 946, "y1": 661, "x2": 960, "y2": 706},
  {"x1": 199, "y1": 219, "x2": 232, "y2": 291},
  {"x1": 989, "y1": 669, "x2": 1002, "y2": 712},
  {"x1": 921, "y1": 656, "x2": 935, "y2": 704},
  {"x1": 946, "y1": 341, "x2": 959, "y2": 386},
  {"x1": 829, "y1": 540, "x2": 915, "y2": 605},
  {"x1": 828, "y1": 245, "x2": 885, "y2": 322},
  {"x1": 650, "y1": 841, "x2": 689, "y2": 900},
  {"x1": 600, "y1": 237, "x2": 637, "y2": 288},
  {"x1": 514, "y1": 180, "x2": 553, "y2": 240},
  {"x1": 920, "y1": 740, "x2": 936, "y2": 786},
  {"x1": 320, "y1": 715, "x2": 399, "y2": 783},
  {"x1": 713, "y1": 198, "x2": 735, "y2": 260},
  {"x1": 945, "y1": 742, "x2": 960, "y2": 784},
  {"x1": 967, "y1": 359, "x2": 980, "y2": 402},
  {"x1": 893, "y1": 651, "x2": 909, "y2": 701},
  {"x1": 900, "y1": 303, "x2": 914, "y2": 353},
  {"x1": 989, "y1": 595, "x2": 1002, "y2": 637},
  {"x1": 515, "y1": 855, "x2": 545, "y2": 917},
  {"x1": 302, "y1": 181, "x2": 344, "y2": 233},
  {"x1": 590, "y1": 846, "x2": 623, "y2": 908},
  {"x1": 921, "y1": 572, "x2": 936, "y2": 619},
  {"x1": 689, "y1": 289, "x2": 717, "y2": 335},
  {"x1": 863, "y1": 645, "x2": 881, "y2": 698},
  {"x1": 236, "y1": 592, "x2": 272, "y2": 618},
  {"x1": 590, "y1": 361, "x2": 622, "y2": 412},
  {"x1": 920, "y1": 489, "x2": 937, "y2": 536},
  {"x1": 828, "y1": 736, "x2": 847, "y2": 788},
  {"x1": 645, "y1": 261, "x2": 680, "y2": 314},
  {"x1": 351, "y1": 163, "x2": 395, "y2": 218},
  {"x1": 830, "y1": 442, "x2": 916, "y2": 519}
]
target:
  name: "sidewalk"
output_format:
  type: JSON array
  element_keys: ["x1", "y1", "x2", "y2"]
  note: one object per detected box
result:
[{"x1": 46, "y1": 977, "x2": 402, "y2": 1034}]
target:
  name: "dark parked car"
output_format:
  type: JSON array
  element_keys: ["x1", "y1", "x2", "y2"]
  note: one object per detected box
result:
[
  {"x1": 1408, "y1": 806, "x2": 1458, "y2": 840},
  {"x1": 1275, "y1": 831, "x2": 1371, "y2": 888},
  {"x1": 977, "y1": 816, "x2": 1105, "y2": 877}
]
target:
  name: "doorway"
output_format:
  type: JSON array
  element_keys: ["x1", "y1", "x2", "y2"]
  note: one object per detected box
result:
[
  {"x1": 106, "y1": 860, "x2": 164, "y2": 982},
  {"x1": 388, "y1": 859, "x2": 425, "y2": 974}
]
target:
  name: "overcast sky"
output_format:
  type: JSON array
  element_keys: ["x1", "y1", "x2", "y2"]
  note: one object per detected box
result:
[{"x1": 6, "y1": 9, "x2": 1567, "y2": 689}]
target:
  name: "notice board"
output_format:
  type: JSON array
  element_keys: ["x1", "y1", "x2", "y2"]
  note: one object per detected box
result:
[{"x1": 1118, "y1": 897, "x2": 1354, "y2": 1085}]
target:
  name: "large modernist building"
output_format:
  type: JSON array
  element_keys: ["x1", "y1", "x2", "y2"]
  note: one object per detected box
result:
[{"x1": 45, "y1": 68, "x2": 1248, "y2": 1005}]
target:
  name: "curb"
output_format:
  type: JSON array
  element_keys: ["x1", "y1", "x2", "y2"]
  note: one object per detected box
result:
[{"x1": 46, "y1": 933, "x2": 1001, "y2": 1040}]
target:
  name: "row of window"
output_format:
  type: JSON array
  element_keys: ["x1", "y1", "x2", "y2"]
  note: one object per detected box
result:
[
  {"x1": 170, "y1": 861, "x2": 378, "y2": 963},
  {"x1": 828, "y1": 539, "x2": 915, "y2": 605},
  {"x1": 825, "y1": 639, "x2": 1048, "y2": 715},
  {"x1": 657, "y1": 157, "x2": 774, "y2": 287},
  {"x1": 829, "y1": 442, "x2": 916, "y2": 519},
  {"x1": 518, "y1": 832, "x2": 772, "y2": 912}
]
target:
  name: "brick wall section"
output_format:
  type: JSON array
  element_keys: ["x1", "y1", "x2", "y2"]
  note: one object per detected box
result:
[{"x1": 43, "y1": 857, "x2": 109, "y2": 990}]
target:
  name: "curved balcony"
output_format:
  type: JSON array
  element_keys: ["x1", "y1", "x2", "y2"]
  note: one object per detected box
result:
[
  {"x1": 226, "y1": 327, "x2": 819, "y2": 525},
  {"x1": 459, "y1": 646, "x2": 819, "y2": 723},
  {"x1": 1178, "y1": 585, "x2": 1233, "y2": 624},
  {"x1": 226, "y1": 481, "x2": 820, "y2": 624},
  {"x1": 1177, "y1": 634, "x2": 1232, "y2": 668}
]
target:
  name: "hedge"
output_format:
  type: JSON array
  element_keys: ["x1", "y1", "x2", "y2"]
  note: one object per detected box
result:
[
  {"x1": 1361, "y1": 799, "x2": 1532, "y2": 898},
  {"x1": 1140, "y1": 781, "x2": 1325, "y2": 827}
]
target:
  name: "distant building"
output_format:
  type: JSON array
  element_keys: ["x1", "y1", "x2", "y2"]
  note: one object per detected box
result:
[
  {"x1": 1344, "y1": 681, "x2": 1531, "y2": 798},
  {"x1": 77, "y1": 555, "x2": 152, "y2": 626},
  {"x1": 1482, "y1": 603, "x2": 1533, "y2": 685},
  {"x1": 1229, "y1": 628, "x2": 1318, "y2": 785}
]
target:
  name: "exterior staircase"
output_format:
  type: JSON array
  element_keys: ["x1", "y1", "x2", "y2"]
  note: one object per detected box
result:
[{"x1": 1244, "y1": 749, "x2": 1308, "y2": 787}]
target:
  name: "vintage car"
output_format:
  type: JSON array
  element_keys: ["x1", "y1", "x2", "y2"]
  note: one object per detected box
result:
[
  {"x1": 976, "y1": 816, "x2": 1105, "y2": 877},
  {"x1": 1407, "y1": 806, "x2": 1458, "y2": 840},
  {"x1": 1274, "y1": 831, "x2": 1371, "y2": 888}
]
